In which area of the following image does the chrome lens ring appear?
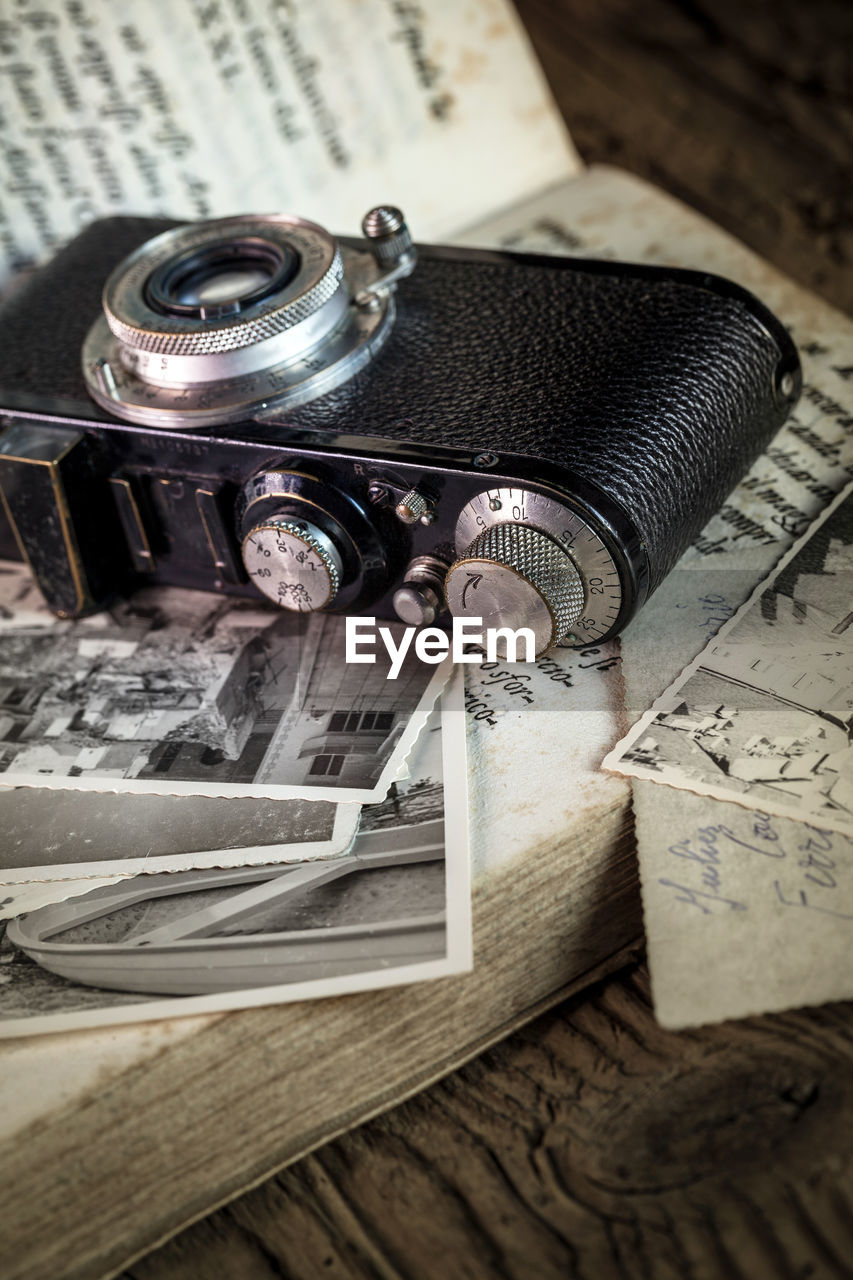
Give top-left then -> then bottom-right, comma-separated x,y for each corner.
101,215 -> 344,360
82,213 -> 403,430
82,244 -> 395,429
144,235 -> 300,320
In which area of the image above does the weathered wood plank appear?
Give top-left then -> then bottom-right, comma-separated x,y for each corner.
515,0 -> 853,312
125,968 -> 853,1280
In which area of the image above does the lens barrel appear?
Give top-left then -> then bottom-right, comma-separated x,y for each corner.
82,213 -> 398,428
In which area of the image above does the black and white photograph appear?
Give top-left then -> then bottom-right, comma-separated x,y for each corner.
0,686 -> 469,1038
606,479 -> 853,834
0,787 -> 359,882
0,563 -> 449,803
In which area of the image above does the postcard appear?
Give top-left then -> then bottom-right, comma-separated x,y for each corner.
606,479 -> 853,836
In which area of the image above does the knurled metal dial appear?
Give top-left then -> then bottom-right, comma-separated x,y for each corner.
101,217 -> 344,358
446,522 -> 585,656
362,206 -> 414,268
241,518 -> 342,612
454,487 -> 624,643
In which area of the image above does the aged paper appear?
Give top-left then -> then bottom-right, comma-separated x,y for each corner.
0,680 -> 470,1037
0,1003 -> 215,1141
461,639 -> 627,881
605,479 -> 853,836
461,166 -> 853,1024
0,564 -> 449,803
617,787 -> 853,1026
0,0 -> 579,289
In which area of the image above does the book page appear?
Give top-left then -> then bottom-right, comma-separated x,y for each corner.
458,166 -> 853,1025
0,0 -> 580,290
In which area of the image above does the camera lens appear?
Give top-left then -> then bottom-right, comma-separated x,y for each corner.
83,212 -> 401,428
145,236 -> 300,320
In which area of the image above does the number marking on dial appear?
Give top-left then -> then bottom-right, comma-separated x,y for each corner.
243,525 -> 338,611
455,488 -> 623,641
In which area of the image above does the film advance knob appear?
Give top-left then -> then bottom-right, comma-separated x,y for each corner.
241,518 -> 342,612
445,523 -> 585,656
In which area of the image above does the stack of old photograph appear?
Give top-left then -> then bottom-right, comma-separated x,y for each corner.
0,564 -> 470,1037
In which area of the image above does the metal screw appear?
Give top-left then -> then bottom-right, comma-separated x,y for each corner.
367,482 -> 388,505
489,498 -> 502,511
474,452 -> 499,468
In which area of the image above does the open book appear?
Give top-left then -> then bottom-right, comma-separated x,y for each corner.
1,3 -> 853,1274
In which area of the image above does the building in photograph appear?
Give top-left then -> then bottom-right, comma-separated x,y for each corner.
140,615 -> 436,789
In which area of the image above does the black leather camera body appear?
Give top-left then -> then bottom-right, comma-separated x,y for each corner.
0,207 -> 800,656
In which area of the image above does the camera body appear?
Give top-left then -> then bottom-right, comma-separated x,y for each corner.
0,211 -> 800,654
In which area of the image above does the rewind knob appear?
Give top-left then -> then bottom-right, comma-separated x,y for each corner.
445,523 -> 585,656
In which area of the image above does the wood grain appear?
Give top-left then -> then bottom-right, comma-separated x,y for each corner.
515,0 -> 853,314
124,969 -> 853,1280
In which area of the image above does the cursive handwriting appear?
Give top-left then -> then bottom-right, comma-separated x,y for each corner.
774,880 -> 853,922
658,878 -> 747,914
665,811 -> 852,924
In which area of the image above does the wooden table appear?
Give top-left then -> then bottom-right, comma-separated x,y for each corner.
63,2 -> 853,1275
126,969 -> 853,1280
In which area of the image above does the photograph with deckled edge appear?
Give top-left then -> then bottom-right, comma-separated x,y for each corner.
0,563 -> 449,803
605,479 -> 853,835
0,787 -> 361,883
0,683 -> 470,1037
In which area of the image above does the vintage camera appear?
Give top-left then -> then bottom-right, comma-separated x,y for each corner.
0,206 -> 800,656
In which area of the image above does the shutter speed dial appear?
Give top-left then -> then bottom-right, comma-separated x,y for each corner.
237,469 -> 389,614
446,523 -> 584,656
449,487 -> 624,653
242,518 -> 342,612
